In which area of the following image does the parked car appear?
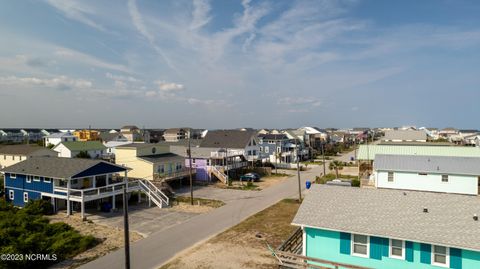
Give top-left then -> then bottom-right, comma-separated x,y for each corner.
240,172 -> 261,182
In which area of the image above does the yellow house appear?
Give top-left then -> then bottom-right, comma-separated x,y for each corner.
0,144 -> 58,169
115,143 -> 187,181
73,129 -> 100,141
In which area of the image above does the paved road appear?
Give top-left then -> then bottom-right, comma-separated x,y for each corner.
80,166 -> 326,269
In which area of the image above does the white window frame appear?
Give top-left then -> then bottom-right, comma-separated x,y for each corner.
265,147 -> 269,153
351,234 -> 370,258
389,239 -> 405,260
10,173 -> 16,179
33,176 -> 40,182
44,177 -> 52,183
26,175 -> 32,183
9,190 -> 14,200
441,175 -> 448,183
431,245 -> 449,267
388,172 -> 394,182
23,192 -> 29,203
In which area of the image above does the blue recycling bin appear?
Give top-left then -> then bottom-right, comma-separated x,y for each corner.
350,156 -> 355,161
306,181 -> 312,189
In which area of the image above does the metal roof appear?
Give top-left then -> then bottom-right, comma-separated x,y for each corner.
0,156 -> 127,179
383,130 -> 427,141
292,185 -> 480,251
374,154 -> 480,175
357,145 -> 480,160
57,141 -> 107,151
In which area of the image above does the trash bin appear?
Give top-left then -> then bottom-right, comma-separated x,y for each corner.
350,156 -> 355,161
306,181 -> 312,189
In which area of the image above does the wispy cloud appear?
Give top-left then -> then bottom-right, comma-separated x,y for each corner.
45,0 -> 106,31
55,47 -> 130,73
0,75 -> 92,91
190,0 -> 211,30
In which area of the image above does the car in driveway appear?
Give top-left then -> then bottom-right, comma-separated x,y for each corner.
240,172 -> 261,182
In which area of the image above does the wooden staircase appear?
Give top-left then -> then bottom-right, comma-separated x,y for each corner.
210,166 -> 228,184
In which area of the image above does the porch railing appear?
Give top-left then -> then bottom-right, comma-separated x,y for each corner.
54,181 -> 131,200
210,150 -> 245,158
276,251 -> 372,269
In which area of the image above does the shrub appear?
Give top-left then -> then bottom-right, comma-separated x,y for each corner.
24,200 -> 54,215
351,179 -> 360,187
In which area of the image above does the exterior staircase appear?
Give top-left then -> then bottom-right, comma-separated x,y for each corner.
137,179 -> 170,208
210,166 -> 228,184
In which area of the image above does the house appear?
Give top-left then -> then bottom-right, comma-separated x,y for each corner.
439,128 -> 458,138
0,129 -> 26,143
373,154 -> 480,195
200,129 -> 260,163
0,156 -> 169,219
120,125 -> 139,133
357,145 -> 480,162
43,132 -> 77,147
148,129 -> 166,143
258,134 -> 308,164
53,141 -> 106,158
99,132 -> 129,143
285,184 -> 480,269
103,141 -> 132,157
119,125 -> 148,142
463,134 -> 480,147
383,130 -> 427,143
41,129 -> 61,136
73,129 -> 100,141
115,143 -> 188,182
163,128 -> 188,142
0,145 -> 58,169
20,128 -> 45,142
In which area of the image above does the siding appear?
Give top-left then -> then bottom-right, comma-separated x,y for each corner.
305,228 -> 480,269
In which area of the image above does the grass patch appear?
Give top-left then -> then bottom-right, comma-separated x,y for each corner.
315,173 -> 360,186
174,196 -> 225,208
269,173 -> 291,177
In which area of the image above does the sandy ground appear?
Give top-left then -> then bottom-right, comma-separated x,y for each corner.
47,213 -> 144,269
168,201 -> 218,214
214,175 -> 290,191
161,199 -> 300,269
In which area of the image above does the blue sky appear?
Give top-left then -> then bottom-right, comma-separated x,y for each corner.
0,0 -> 479,129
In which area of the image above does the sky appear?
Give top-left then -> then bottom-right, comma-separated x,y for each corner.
0,0 -> 480,129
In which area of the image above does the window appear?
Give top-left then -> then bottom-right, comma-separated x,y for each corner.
157,165 -> 165,174
248,150 -> 252,156
10,173 -> 16,179
71,179 -> 78,185
3,155 -> 5,160
432,245 -> 449,267
388,172 -> 394,182
44,177 -> 51,183
26,175 -> 32,183
389,239 -> 405,259
253,150 -> 257,155
441,175 -> 448,183
9,190 -> 14,200
265,147 -> 269,153
351,234 -> 369,257
23,192 -> 29,203
418,173 -> 428,176
12,156 -> 14,160
33,176 -> 40,182
19,156 -> 22,160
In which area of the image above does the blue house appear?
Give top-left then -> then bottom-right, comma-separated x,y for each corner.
284,185 -> 480,269
0,157 -> 166,219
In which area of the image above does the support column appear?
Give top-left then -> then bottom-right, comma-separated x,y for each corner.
112,194 -> 116,211
81,198 -> 85,221
93,175 -> 96,188
138,191 -> 141,204
66,179 -> 71,216
148,190 -> 151,207
51,198 -> 56,213
124,171 -> 128,192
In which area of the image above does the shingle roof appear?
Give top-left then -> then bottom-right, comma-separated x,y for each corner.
292,185 -> 480,251
200,130 -> 256,149
357,145 -> 480,160
45,132 -> 75,138
0,145 -> 55,155
58,141 -> 106,151
0,156 -> 127,179
374,154 -> 480,175
138,153 -> 184,163
383,130 -> 427,141
258,134 -> 288,140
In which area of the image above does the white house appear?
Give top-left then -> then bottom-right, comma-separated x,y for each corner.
0,145 -> 58,169
104,141 -> 132,156
373,154 -> 480,195
383,130 -> 427,142
53,141 -> 107,159
44,132 -> 77,147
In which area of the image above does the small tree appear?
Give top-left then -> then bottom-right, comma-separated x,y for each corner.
329,160 -> 344,178
76,151 -> 91,159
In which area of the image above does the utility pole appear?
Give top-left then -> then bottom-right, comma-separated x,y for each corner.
188,134 -> 194,205
295,139 -> 302,201
321,141 -> 326,176
275,137 -> 278,175
123,184 -> 130,269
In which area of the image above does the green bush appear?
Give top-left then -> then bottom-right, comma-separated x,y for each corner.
23,200 -> 54,215
351,179 -> 360,187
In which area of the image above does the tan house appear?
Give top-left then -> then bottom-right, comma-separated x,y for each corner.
115,143 -> 188,181
0,144 -> 58,169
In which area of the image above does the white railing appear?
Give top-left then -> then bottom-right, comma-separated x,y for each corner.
54,181 -> 128,200
211,166 -> 228,184
210,149 -> 245,158
140,179 -> 169,205
137,180 -> 168,208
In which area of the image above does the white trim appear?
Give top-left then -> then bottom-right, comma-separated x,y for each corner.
26,175 -> 32,183
431,245 -> 450,268
302,226 -> 306,256
389,239 -> 405,260
33,176 -> 40,182
23,192 -> 29,203
44,177 -> 52,183
10,173 -> 16,179
351,234 -> 369,258
9,190 -> 14,200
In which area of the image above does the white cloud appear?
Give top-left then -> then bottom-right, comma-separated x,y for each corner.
55,47 -> 130,73
45,0 -> 106,31
154,80 -> 185,92
0,75 -> 92,91
106,72 -> 139,82
190,0 -> 211,30
277,97 -> 322,107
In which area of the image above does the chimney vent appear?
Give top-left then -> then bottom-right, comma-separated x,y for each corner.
423,207 -> 428,213
474,214 -> 478,221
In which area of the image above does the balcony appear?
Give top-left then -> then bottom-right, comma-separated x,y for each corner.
210,150 -> 245,158
52,181 -> 139,202
153,169 -> 195,181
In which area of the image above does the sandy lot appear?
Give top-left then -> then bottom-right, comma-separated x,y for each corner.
214,174 -> 291,191
160,199 -> 301,269
48,213 -> 143,269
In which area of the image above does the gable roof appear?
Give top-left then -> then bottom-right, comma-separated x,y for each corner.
383,130 -> 427,141
292,185 -> 480,252
45,132 -> 75,138
374,154 -> 480,176
258,134 -> 288,140
99,132 -> 127,142
57,141 -> 106,151
138,153 -> 184,163
200,130 -> 256,149
0,156 -> 127,179
0,145 -> 55,155
357,145 -> 480,160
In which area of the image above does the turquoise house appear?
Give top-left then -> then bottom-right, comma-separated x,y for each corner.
290,185 -> 480,269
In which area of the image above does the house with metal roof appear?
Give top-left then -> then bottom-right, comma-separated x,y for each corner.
43,132 -> 78,147
1,157 -> 169,219
0,144 -> 58,169
281,184 -> 480,269
53,141 -> 107,158
383,130 -> 427,143
357,145 -> 480,161
373,155 -> 480,195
